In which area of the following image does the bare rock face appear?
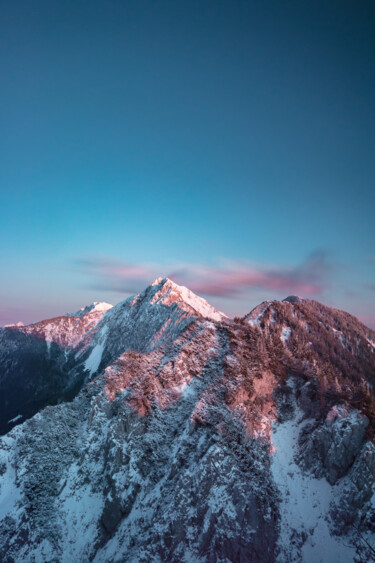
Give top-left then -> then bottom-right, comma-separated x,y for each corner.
282,295 -> 304,304
296,379 -> 321,419
298,405 -> 369,484
0,281 -> 375,562
330,441 -> 375,533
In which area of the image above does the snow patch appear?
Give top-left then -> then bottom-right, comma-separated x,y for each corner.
84,325 -> 108,375
7,414 -> 23,424
173,378 -> 196,399
84,344 -> 104,374
281,326 -> 291,343
331,327 -> 346,348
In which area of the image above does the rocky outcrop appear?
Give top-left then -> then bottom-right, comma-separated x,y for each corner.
298,404 -> 369,484
330,440 -> 375,533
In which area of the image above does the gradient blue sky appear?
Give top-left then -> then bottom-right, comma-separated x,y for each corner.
1,0 -> 374,326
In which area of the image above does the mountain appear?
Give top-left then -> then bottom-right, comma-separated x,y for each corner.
0,279 -> 374,562
0,279 -> 225,435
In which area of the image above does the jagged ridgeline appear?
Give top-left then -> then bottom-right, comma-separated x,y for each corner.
0,278 -> 374,562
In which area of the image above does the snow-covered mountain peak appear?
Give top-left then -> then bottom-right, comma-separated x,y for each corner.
67,301 -> 113,317
4,321 -> 24,327
149,277 -> 227,322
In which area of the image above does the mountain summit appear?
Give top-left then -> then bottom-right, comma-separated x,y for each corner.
149,277 -> 227,322
0,279 -> 374,562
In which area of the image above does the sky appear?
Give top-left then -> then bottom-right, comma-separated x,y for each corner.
0,0 -> 374,327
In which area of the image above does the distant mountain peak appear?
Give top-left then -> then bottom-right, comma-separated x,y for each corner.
4,321 -> 24,327
67,301 -> 113,317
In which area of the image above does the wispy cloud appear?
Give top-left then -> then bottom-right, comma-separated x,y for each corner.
73,258 -> 152,294
73,250 -> 333,299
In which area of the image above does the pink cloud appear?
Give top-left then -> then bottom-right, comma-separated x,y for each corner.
74,251 -> 332,300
